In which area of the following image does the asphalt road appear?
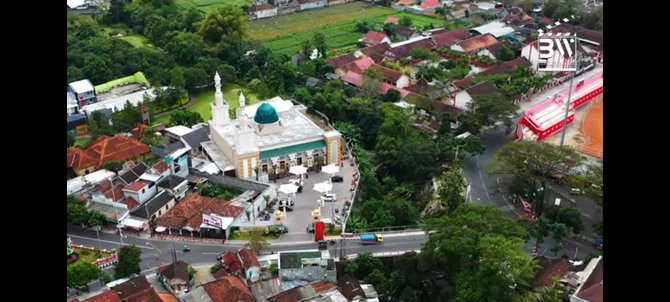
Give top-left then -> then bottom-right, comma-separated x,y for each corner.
67,225 -> 427,271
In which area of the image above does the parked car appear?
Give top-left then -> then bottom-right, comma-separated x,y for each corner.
331,175 -> 344,182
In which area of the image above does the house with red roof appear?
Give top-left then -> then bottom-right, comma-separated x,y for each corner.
450,34 -> 499,54
341,71 -> 364,87
202,276 -> 255,302
67,135 -> 152,176
248,3 -> 277,20
361,31 -> 391,47
373,65 -> 411,88
384,16 -> 399,25
452,81 -> 500,111
338,56 -> 375,75
238,248 -> 261,283
430,29 -> 471,48
571,256 -> 603,302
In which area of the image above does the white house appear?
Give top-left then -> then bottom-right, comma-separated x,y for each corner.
122,180 -> 157,204
452,81 -> 499,111
299,0 -> 326,10
248,3 -> 278,20
81,87 -> 158,118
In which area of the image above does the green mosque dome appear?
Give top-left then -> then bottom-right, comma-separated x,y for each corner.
254,103 -> 279,124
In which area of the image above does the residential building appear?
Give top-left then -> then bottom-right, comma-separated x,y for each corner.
531,257 -> 572,290
154,193 -> 244,239
390,37 -> 436,59
570,256 -> 603,302
478,56 -> 532,76
361,31 -> 391,47
81,88 -> 158,119
248,3 -> 278,20
469,21 -> 515,38
384,16 -> 399,24
395,26 -> 419,40
249,278 -> 284,301
451,33 -> 499,54
430,28 -> 471,48
118,162 -> 150,185
122,180 -> 157,204
238,248 -> 262,283
336,56 -> 375,76
373,64 -> 411,88
158,260 -> 192,295
326,53 -> 358,70
67,135 -> 152,176
206,73 -> 342,180
452,81 -> 500,111
277,250 -> 336,282
88,193 -> 130,223
158,174 -> 189,201
81,290 -> 122,302
110,275 -> 163,302
298,0 -> 326,11
266,281 -> 338,302
131,190 -> 176,222
196,276 -> 255,302
67,169 -> 116,195
153,125 -> 210,179
68,79 -> 97,108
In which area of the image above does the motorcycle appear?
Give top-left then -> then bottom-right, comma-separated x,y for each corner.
183,245 -> 191,252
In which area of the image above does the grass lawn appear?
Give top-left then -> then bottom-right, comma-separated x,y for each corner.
74,137 -> 92,148
103,24 -> 153,49
152,83 -> 259,126
69,248 -> 112,266
175,0 -> 254,12
95,72 -> 151,94
229,231 -> 280,240
248,2 -> 445,55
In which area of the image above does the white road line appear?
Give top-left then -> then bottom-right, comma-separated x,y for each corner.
479,171 -> 492,204
68,234 -> 152,249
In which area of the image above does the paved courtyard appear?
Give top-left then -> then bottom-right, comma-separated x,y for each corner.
272,161 -> 358,243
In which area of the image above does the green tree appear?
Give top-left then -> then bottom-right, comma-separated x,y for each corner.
383,23 -> 397,37
88,111 -> 114,139
67,261 -> 102,288
399,16 -> 413,27
465,93 -> 518,133
245,229 -> 270,254
82,55 -> 115,84
170,67 -> 186,88
382,89 -> 401,103
556,207 -> 585,234
520,0 -> 533,12
437,169 -> 466,215
301,39 -> 313,56
347,98 -> 383,149
409,48 -> 433,60
88,210 -> 107,227
333,121 -> 362,146
365,269 -> 392,298
112,101 -> 142,133
313,32 -> 327,58
358,67 -> 383,100
68,196 -> 91,226
115,245 -> 143,279
346,252 -> 384,280
67,132 -> 76,147
198,5 -> 247,45
183,67 -> 209,92
104,161 -> 124,173
165,32 -> 208,65
421,204 -> 534,301
438,113 -> 452,137
499,45 -> 515,61
169,110 -> 203,127
580,6 -> 603,30
355,20 -> 375,33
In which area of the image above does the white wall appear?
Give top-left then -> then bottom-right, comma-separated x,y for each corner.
450,44 -> 465,52
454,90 -> 473,111
396,75 -> 411,88
253,8 -> 277,19
521,44 -> 540,70
477,48 -> 496,60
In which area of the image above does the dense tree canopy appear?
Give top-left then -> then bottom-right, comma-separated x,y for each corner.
115,245 -> 142,279
197,5 -> 247,45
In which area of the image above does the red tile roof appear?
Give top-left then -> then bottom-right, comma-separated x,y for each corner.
395,26 -> 416,38
391,38 -> 435,58
406,77 -> 429,95
202,276 -> 255,302
359,43 -> 392,58
223,251 -> 243,274
124,181 -> 148,192
155,193 -> 245,231
67,147 -> 100,170
213,267 -> 232,279
124,197 -> 140,211
103,184 -> 125,202
152,161 -> 170,174
267,286 -> 304,302
157,293 -> 179,302
341,71 -> 364,87
420,0 -> 440,9
84,135 -> 152,168
82,290 -> 122,302
478,56 -> 532,76
363,31 -> 389,46
381,83 -> 412,98
132,124 -> 149,138
456,34 -> 498,53
327,54 -> 357,69
531,258 -> 572,288
384,16 -> 399,24
576,258 -> 603,302
310,281 -> 337,294
238,248 -> 260,269
124,287 -> 163,302
343,56 -> 375,73
431,29 -> 471,48
452,77 -> 474,90
373,64 -> 405,82
396,0 -> 414,6
465,81 -> 499,96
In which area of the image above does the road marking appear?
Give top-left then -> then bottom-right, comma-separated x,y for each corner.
67,234 -> 152,249
479,171 -> 492,204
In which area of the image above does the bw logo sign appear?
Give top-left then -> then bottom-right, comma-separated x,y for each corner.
538,33 -> 578,72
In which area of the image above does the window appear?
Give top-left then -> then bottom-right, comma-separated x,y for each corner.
149,182 -> 155,188
158,210 -> 162,216
141,188 -> 146,193
165,204 -> 169,210
297,157 -> 302,165
151,214 -> 156,221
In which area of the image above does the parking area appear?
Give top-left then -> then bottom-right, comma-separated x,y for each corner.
272,161 -> 358,242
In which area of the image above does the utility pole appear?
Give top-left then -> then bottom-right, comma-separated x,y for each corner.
94,225 -> 102,252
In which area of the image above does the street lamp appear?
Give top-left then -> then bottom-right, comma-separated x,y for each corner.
93,225 -> 102,252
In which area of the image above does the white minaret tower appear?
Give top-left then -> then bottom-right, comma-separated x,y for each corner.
211,72 -> 230,126
239,91 -> 246,108
235,92 -> 255,154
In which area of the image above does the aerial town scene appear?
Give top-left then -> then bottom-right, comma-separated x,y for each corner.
67,0 -> 603,301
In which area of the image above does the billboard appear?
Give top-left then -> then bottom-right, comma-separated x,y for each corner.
203,214 -> 223,229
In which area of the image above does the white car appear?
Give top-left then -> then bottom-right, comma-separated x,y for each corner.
322,193 -> 337,202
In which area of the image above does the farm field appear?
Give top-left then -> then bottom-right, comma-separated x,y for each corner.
248,2 -> 445,55
175,0 -> 253,12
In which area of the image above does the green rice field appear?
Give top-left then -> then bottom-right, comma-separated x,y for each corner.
175,0 -> 254,12
248,2 -> 446,55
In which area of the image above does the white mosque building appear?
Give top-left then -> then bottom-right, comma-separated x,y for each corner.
201,72 -> 343,180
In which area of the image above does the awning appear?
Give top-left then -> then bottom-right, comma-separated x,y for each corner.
155,226 -> 167,233
120,216 -> 147,230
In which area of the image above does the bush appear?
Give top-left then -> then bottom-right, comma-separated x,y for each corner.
81,250 -> 91,256
210,263 -> 223,275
